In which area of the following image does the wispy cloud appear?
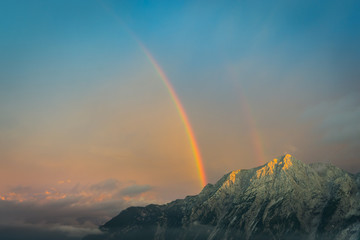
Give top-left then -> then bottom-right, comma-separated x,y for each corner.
0,179 -> 157,239
120,184 -> 152,197
304,94 -> 360,146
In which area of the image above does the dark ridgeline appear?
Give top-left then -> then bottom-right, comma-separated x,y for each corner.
84,154 -> 360,240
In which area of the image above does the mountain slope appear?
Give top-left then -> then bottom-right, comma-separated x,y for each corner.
84,154 -> 360,240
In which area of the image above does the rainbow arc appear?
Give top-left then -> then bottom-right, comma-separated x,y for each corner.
99,3 -> 208,187
139,44 -> 207,188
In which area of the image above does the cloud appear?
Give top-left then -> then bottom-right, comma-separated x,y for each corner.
8,185 -> 33,193
58,179 -> 72,184
89,179 -> 121,192
0,224 -> 101,240
299,93 -> 360,171
0,197 -> 120,227
0,179 -> 156,239
303,94 -> 360,145
119,184 -> 152,197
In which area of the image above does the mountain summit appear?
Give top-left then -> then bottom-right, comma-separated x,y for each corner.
84,154 -> 360,240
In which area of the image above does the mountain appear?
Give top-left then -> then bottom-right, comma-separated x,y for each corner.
84,154 -> 360,240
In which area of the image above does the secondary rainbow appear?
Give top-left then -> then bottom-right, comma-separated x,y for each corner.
239,92 -> 266,165
138,42 -> 208,188
232,78 -> 266,165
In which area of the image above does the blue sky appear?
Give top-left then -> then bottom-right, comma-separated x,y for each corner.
1,0 -> 360,181
0,0 -> 360,238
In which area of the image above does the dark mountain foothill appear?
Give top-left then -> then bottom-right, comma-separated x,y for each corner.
84,154 -> 360,240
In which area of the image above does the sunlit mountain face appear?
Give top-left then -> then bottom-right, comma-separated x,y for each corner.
84,155 -> 360,240
1,0 -> 360,239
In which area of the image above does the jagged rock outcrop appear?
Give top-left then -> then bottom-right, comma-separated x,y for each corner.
84,154 -> 360,240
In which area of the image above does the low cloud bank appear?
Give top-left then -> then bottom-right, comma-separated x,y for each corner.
0,179 -> 156,239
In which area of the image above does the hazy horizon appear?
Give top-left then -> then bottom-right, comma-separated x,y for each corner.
1,0 -> 359,239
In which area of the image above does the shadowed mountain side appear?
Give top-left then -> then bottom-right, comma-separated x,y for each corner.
84,154 -> 360,240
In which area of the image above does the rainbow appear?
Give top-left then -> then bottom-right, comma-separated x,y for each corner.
138,43 -> 208,188
98,3 -> 208,187
239,93 -> 266,165
231,78 -> 266,165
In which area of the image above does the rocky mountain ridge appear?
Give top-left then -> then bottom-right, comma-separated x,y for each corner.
84,154 -> 360,240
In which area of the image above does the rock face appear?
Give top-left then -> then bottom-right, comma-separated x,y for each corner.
84,154 -> 360,240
